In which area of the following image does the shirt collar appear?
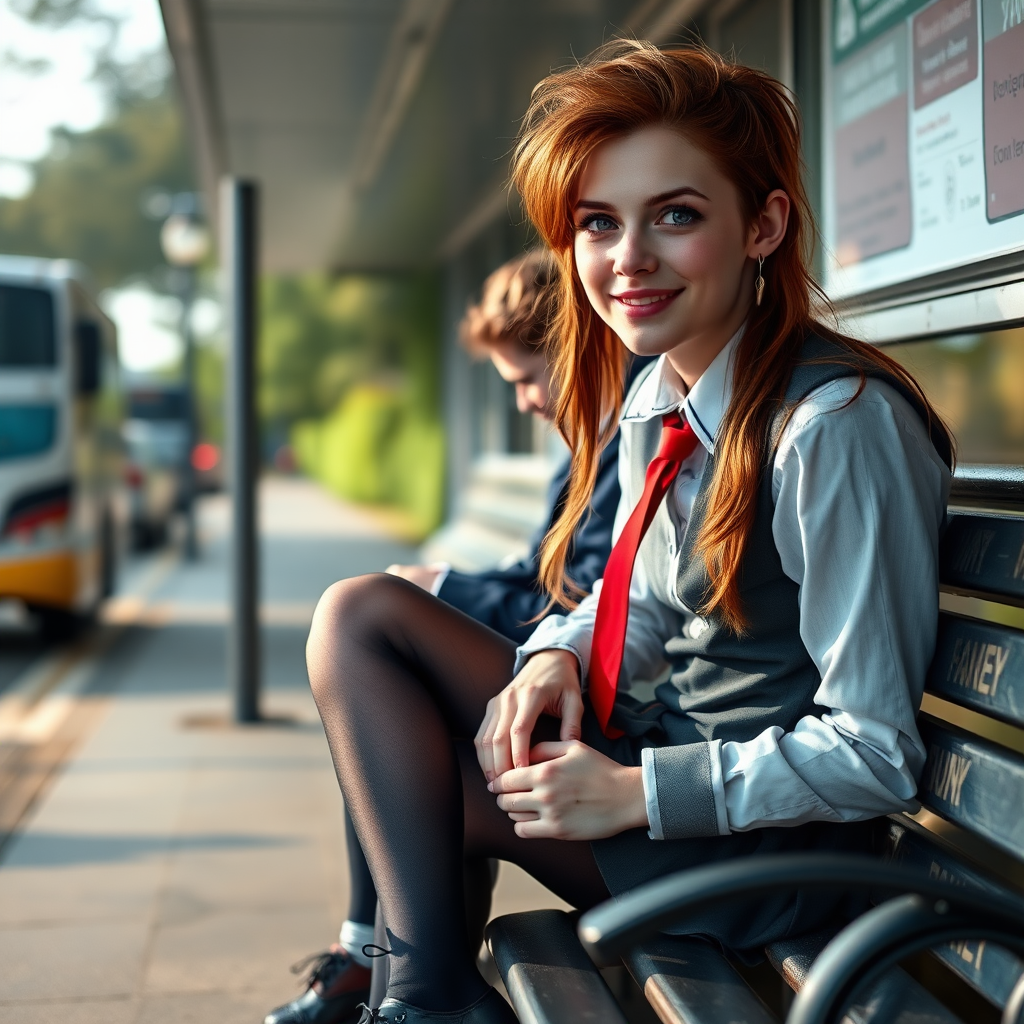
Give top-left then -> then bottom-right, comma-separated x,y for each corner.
619,325 -> 744,455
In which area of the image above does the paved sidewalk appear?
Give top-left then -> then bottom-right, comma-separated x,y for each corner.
0,479 -> 567,1024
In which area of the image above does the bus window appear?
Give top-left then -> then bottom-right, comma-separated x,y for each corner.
886,326 -> 1024,464
0,405 -> 58,461
0,285 -> 56,367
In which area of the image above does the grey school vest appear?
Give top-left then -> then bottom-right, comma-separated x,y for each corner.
590,336 -> 950,948
589,335 -> 951,947
628,334 -> 952,748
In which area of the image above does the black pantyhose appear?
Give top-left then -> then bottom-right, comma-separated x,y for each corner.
344,807 -> 377,927
307,573 -> 609,1012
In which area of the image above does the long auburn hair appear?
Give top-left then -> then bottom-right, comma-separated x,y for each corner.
513,40 -> 954,632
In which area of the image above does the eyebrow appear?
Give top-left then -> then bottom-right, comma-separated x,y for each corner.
574,185 -> 710,212
648,186 -> 709,204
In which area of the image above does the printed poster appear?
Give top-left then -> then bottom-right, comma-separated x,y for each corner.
832,22 -> 912,266
982,0 -> 1024,221
825,0 -> 1024,298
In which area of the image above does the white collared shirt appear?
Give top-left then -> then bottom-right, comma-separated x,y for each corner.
517,329 -> 951,838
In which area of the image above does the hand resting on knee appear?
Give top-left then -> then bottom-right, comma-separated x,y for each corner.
475,649 -> 647,842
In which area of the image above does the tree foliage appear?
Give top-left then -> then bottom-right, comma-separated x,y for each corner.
263,273 -> 445,534
7,0 -> 168,106
260,273 -> 440,429
0,88 -> 194,289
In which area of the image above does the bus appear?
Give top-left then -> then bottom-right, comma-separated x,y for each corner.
0,256 -> 125,637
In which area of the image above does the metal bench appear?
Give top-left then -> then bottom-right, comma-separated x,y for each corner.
486,466 -> 1024,1024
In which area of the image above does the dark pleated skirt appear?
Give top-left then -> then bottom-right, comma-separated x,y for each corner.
579,701 -> 877,958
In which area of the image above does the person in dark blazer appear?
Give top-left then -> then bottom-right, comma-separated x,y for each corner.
423,435 -> 620,644
266,249 -> 647,1024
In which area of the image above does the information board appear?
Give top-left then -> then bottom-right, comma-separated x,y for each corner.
824,0 -> 1024,299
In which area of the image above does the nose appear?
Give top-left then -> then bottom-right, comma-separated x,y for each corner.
610,224 -> 657,278
516,384 -> 543,415
515,384 -> 535,414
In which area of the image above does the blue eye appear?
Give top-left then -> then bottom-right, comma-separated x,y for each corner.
578,214 -> 617,233
662,206 -> 701,226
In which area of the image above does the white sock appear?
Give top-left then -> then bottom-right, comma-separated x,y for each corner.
339,920 -> 375,969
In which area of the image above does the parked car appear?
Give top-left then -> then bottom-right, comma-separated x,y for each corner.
123,384 -> 187,549
0,255 -> 126,638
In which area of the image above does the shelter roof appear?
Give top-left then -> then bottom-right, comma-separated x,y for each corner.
160,0 -> 705,272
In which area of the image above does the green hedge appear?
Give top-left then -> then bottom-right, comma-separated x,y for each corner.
263,272 -> 444,537
292,383 -> 444,537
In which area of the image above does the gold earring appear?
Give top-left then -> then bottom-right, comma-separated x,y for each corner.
755,255 -> 765,307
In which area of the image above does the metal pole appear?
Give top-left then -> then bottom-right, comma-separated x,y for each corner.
221,178 -> 260,723
181,265 -> 199,561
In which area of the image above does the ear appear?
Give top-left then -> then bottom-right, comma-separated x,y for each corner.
746,189 -> 790,260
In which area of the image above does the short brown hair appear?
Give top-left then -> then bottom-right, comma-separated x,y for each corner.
460,248 -> 558,354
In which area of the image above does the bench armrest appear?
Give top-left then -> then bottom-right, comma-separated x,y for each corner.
790,892 -> 1024,1024
577,853 -> 1024,963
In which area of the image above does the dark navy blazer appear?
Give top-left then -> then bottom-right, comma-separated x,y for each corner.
436,357 -> 653,645
436,436 -> 620,644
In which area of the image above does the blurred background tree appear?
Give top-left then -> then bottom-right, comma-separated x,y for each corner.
0,91 -> 193,289
0,0 -> 192,289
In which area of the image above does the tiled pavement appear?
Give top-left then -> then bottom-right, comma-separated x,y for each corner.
0,480 -> 567,1024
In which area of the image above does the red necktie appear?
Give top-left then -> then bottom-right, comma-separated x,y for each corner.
589,412 -> 699,738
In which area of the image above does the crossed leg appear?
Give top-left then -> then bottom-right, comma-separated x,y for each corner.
307,573 -> 608,1012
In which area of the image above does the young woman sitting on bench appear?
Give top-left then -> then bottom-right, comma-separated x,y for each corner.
306,40 -> 954,1024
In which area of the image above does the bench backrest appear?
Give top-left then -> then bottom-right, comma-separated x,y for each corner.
891,474 -> 1024,1007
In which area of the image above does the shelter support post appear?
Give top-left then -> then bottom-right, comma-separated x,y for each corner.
221,177 -> 260,723
180,265 -> 199,561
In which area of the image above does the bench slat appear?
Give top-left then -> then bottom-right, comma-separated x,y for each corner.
623,934 -> 778,1024
767,929 -> 963,1024
940,513 -> 1024,604
929,613 -> 1024,727
486,910 -> 627,1024
889,821 -> 1024,1007
950,465 -> 1024,508
765,928 -> 837,992
919,719 -> 1024,861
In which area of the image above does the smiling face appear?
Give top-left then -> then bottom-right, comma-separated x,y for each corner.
573,125 -> 762,387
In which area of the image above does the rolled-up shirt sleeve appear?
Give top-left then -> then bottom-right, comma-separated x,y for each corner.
696,379 -> 950,835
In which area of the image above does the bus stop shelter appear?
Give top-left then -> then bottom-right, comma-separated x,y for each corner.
0,3 -> 1021,1022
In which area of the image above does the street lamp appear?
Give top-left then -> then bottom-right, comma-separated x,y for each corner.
161,213 -> 210,267
160,195 -> 211,562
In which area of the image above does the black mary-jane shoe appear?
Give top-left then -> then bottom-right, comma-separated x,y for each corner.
356,989 -> 517,1024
